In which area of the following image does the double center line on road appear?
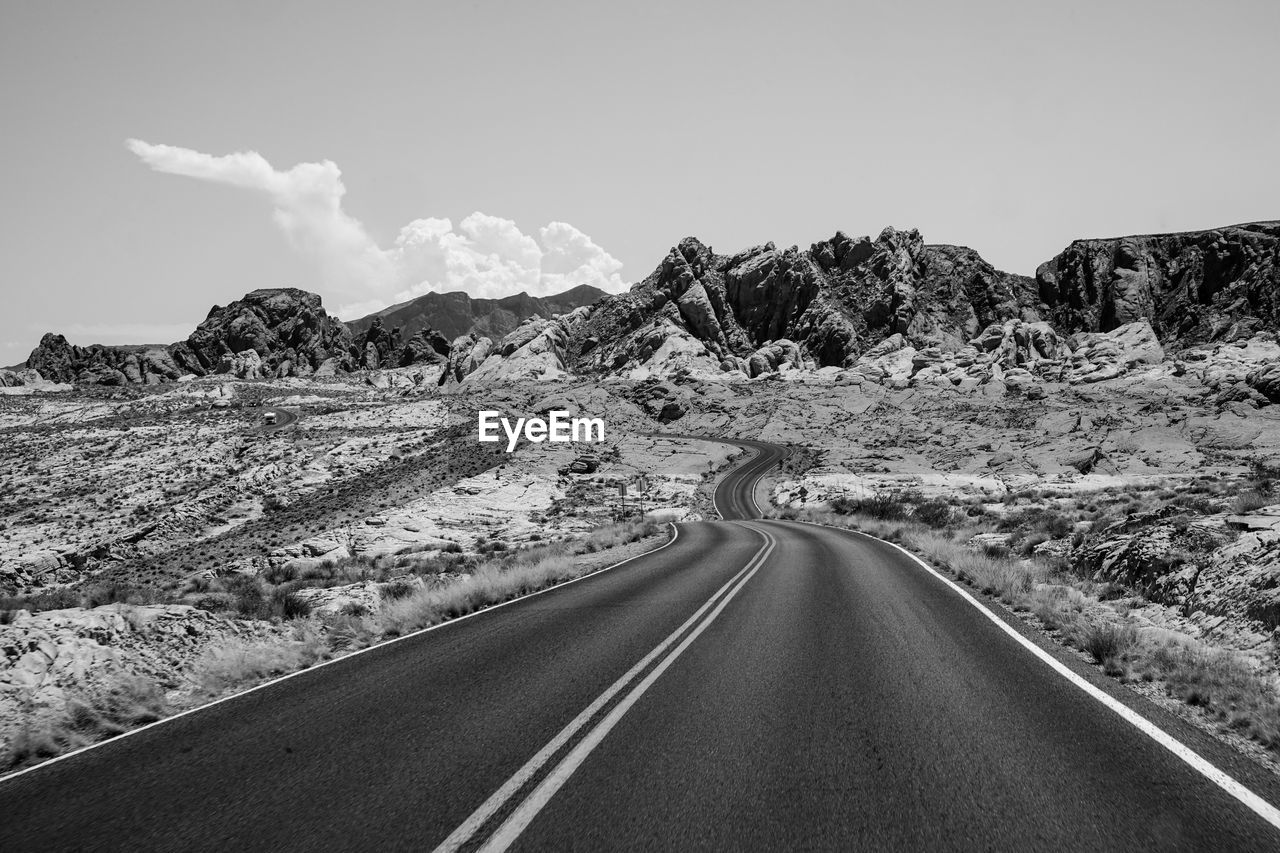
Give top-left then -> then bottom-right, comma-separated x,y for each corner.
434,522 -> 776,853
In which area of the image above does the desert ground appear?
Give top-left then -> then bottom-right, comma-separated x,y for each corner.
4,331 -> 1280,774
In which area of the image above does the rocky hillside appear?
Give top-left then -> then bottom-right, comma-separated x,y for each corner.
23,288 -> 458,384
438,221 -> 1279,386
1036,222 -> 1280,345
562,228 -> 1036,377
347,284 -> 606,342
20,221 -> 1280,388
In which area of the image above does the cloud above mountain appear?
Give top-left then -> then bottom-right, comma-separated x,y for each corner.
126,140 -> 626,318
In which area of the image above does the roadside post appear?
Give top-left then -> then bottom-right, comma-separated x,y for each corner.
618,481 -> 627,521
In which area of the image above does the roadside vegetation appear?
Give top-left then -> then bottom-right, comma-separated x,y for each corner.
772,468 -> 1280,757
1,519 -> 665,773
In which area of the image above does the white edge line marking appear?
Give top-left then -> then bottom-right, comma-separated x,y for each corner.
475,523 -> 775,853
0,523 -> 686,787
433,523 -> 774,853
790,517 -> 1280,833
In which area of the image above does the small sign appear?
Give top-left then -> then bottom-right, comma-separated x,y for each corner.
618,483 -> 627,497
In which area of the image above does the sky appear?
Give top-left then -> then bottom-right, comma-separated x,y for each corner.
2,0 -> 1278,363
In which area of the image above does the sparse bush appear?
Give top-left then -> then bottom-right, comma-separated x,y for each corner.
1080,620 -> 1138,665
191,625 -> 326,699
830,493 -> 907,520
5,673 -> 168,771
1234,491 -> 1271,514
268,587 -> 312,620
378,580 -> 417,601
912,501 -> 954,528
261,563 -> 298,585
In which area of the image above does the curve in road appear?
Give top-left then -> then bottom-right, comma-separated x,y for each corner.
4,436 -> 1280,851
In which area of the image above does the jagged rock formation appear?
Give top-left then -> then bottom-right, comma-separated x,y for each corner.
26,336 -> 184,386
170,288 -> 355,378
0,367 -> 52,388
564,228 -> 1037,379
22,221 -> 1280,389
351,318 -> 450,371
347,284 -> 606,343
439,334 -> 494,385
1036,222 -> 1280,345
25,288 -> 454,385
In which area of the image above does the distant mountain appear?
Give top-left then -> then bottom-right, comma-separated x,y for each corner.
441,220 -> 1280,384
19,284 -> 607,386
19,221 -> 1280,388
346,285 -> 607,343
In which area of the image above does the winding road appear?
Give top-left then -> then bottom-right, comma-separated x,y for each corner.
4,439 -> 1280,850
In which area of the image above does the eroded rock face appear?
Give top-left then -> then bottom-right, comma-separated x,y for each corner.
620,380 -> 690,423
351,318 -> 450,371
1036,222 -> 1280,345
562,227 -> 1037,380
26,335 -> 184,386
172,288 -> 354,379
26,289 -> 360,385
439,334 -> 494,385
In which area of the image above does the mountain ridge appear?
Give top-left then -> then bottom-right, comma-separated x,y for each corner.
9,220 -> 1278,388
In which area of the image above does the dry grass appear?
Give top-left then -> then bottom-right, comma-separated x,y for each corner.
379,554 -> 576,636
188,623 -> 326,700
5,673 -> 168,771
379,520 -> 661,636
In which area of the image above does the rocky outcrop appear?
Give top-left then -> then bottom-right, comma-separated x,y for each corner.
25,288 -> 456,386
620,380 -> 690,423
439,334 -> 494,385
26,289 -> 358,385
562,227 -> 1037,380
170,288 -> 354,379
1036,222 -> 1280,346
350,318 -> 450,371
1247,364 -> 1280,404
1068,320 -> 1164,384
0,368 -> 51,388
26,335 -> 184,386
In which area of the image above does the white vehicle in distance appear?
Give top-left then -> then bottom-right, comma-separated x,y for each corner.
262,411 -> 277,426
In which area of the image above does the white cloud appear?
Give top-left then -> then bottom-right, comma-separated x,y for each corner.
127,140 -> 627,319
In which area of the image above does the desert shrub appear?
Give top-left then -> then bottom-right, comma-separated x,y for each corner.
380,554 -> 579,637
12,588 -> 82,613
216,574 -> 266,618
322,612 -> 375,652
261,563 -> 298,585
1172,491 -> 1208,512
1080,620 -> 1137,665
80,581 -> 147,609
1140,639 -> 1280,749
912,501 -> 954,528
5,673 -> 168,771
441,542 -> 463,553
268,587 -> 312,620
378,580 -> 417,601
1234,491 -> 1271,514
831,493 -> 907,520
191,626 -> 326,699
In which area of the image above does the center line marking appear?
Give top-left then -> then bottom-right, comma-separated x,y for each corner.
432,523 -> 775,853
476,522 -> 774,853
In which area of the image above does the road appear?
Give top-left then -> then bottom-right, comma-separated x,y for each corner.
257,406 -> 298,434
4,440 -> 1280,850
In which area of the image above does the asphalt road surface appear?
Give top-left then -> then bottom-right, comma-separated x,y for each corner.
4,440 -> 1280,851
257,407 -> 298,434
